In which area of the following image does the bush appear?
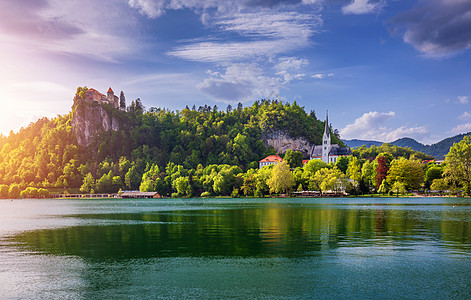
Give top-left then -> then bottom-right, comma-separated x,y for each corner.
200,191 -> 211,197
231,189 -> 240,198
254,189 -> 264,198
0,184 -> 9,198
38,188 -> 50,198
9,184 -> 21,199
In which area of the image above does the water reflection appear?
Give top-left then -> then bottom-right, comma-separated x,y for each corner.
10,203 -> 471,258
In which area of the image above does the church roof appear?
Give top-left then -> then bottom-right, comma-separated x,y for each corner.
107,87 -> 114,93
329,146 -> 352,156
310,144 -> 352,157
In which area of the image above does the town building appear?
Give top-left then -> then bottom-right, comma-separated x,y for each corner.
84,87 -> 120,109
259,155 -> 283,169
310,112 -> 352,163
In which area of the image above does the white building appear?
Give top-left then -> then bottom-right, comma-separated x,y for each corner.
259,155 -> 283,169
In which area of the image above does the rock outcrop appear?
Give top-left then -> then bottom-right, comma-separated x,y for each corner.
262,130 -> 313,155
71,98 -> 121,147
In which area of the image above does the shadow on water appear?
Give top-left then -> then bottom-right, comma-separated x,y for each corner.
8,203 -> 471,259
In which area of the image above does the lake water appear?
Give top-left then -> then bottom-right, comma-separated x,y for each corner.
0,197 -> 470,299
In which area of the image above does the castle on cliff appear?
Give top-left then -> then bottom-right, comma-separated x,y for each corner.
83,87 -> 121,109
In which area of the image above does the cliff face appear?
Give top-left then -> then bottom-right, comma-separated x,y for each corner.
262,130 -> 313,155
71,98 -> 121,147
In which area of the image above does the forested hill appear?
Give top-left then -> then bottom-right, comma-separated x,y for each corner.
344,134 -> 471,159
0,96 -> 342,190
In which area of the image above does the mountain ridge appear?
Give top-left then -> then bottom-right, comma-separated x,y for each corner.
343,133 -> 471,159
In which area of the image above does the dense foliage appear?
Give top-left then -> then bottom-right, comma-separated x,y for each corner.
1,88 -> 459,198
353,143 -> 433,161
0,96 -> 342,197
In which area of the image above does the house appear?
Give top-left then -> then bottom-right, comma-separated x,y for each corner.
259,155 -> 283,169
120,191 -> 161,199
310,112 -> 352,163
83,87 -> 120,109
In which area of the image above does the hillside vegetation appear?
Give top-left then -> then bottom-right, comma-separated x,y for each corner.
1,90 -> 447,198
0,97 -> 339,193
344,134 -> 471,159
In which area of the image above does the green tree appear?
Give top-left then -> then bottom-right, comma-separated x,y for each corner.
80,173 -> 95,193
430,178 -> 449,191
314,167 -> 346,194
9,184 -> 21,199
38,188 -> 50,198
173,177 -> 191,197
442,136 -> 471,195
0,184 -> 9,198
119,91 -> 126,109
139,164 -> 161,192
213,165 -> 242,196
391,181 -> 406,197
378,179 -> 389,194
335,156 -> 349,173
283,149 -> 303,168
267,161 -> 294,194
425,166 -> 443,183
96,170 -> 114,193
254,166 -> 272,196
346,156 -> 361,186
361,160 -> 375,191
386,157 -> 424,190
125,166 -> 141,190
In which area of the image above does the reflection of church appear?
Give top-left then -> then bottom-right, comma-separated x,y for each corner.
310,112 -> 352,163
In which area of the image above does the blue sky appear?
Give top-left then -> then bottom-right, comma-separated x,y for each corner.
0,0 -> 470,144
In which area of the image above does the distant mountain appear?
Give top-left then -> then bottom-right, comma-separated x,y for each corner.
343,132 -> 471,159
341,139 -> 382,148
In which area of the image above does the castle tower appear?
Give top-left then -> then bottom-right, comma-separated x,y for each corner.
322,111 -> 331,163
107,87 -> 120,108
107,87 -> 114,103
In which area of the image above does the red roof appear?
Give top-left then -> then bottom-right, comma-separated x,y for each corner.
259,155 -> 283,163
107,87 -> 114,93
88,88 -> 104,94
302,160 -> 310,165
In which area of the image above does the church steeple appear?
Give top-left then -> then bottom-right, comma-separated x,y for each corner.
322,111 -> 331,163
324,110 -> 330,138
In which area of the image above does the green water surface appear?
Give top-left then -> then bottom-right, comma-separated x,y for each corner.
0,198 -> 469,299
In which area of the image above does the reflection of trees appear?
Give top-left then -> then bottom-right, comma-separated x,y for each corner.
10,206 -> 471,259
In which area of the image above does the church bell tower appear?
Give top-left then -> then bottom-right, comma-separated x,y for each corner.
322,111 -> 331,163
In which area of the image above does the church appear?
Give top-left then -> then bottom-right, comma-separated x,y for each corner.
310,112 -> 352,163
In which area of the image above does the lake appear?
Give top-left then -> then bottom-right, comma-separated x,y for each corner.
0,197 -> 470,299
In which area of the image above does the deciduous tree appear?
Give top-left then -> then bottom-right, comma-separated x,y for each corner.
443,136 -> 471,195
267,161 -> 294,194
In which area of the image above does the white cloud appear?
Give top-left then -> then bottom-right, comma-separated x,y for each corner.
311,73 -> 333,79
340,111 -> 428,142
457,96 -> 469,104
197,63 -> 282,103
128,0 -> 166,18
168,11 -> 321,63
0,1 -> 140,62
342,0 -> 384,15
459,111 -> 471,121
451,123 -> 471,134
274,57 -> 309,71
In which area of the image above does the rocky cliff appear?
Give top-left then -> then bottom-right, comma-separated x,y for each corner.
262,130 -> 313,155
71,98 -> 121,147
